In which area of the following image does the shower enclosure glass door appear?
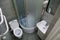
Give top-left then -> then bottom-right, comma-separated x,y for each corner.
13,0 -> 44,27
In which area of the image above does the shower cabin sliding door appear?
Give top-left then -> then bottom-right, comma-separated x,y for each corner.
13,0 -> 44,27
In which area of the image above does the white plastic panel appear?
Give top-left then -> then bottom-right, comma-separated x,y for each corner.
37,20 -> 49,34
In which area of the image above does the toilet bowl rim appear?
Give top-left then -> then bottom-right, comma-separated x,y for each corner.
13,28 -> 23,37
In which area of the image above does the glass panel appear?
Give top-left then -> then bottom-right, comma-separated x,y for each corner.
13,0 -> 44,27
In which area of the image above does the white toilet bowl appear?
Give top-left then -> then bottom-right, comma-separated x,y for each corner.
9,20 -> 23,38
13,28 -> 23,38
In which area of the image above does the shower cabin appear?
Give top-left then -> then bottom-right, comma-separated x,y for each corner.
13,0 -> 44,28
13,0 -> 45,33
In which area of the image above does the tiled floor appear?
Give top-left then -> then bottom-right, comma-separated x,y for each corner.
21,32 -> 41,40
2,30 -> 41,40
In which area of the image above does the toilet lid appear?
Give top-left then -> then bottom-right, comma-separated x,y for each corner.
13,28 -> 23,38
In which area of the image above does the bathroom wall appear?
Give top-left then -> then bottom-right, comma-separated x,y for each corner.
38,4 -> 60,40
37,0 -> 60,39
0,0 -> 17,22
47,0 -> 60,15
45,5 -> 60,40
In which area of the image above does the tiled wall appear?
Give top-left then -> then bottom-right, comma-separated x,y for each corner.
0,0 -> 17,22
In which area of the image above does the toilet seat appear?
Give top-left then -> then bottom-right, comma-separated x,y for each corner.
13,28 -> 23,38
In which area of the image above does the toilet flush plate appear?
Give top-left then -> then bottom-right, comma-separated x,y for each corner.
37,20 -> 49,34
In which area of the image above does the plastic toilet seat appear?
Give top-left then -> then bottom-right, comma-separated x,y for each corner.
13,28 -> 23,38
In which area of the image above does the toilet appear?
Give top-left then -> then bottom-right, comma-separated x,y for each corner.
9,20 -> 23,38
